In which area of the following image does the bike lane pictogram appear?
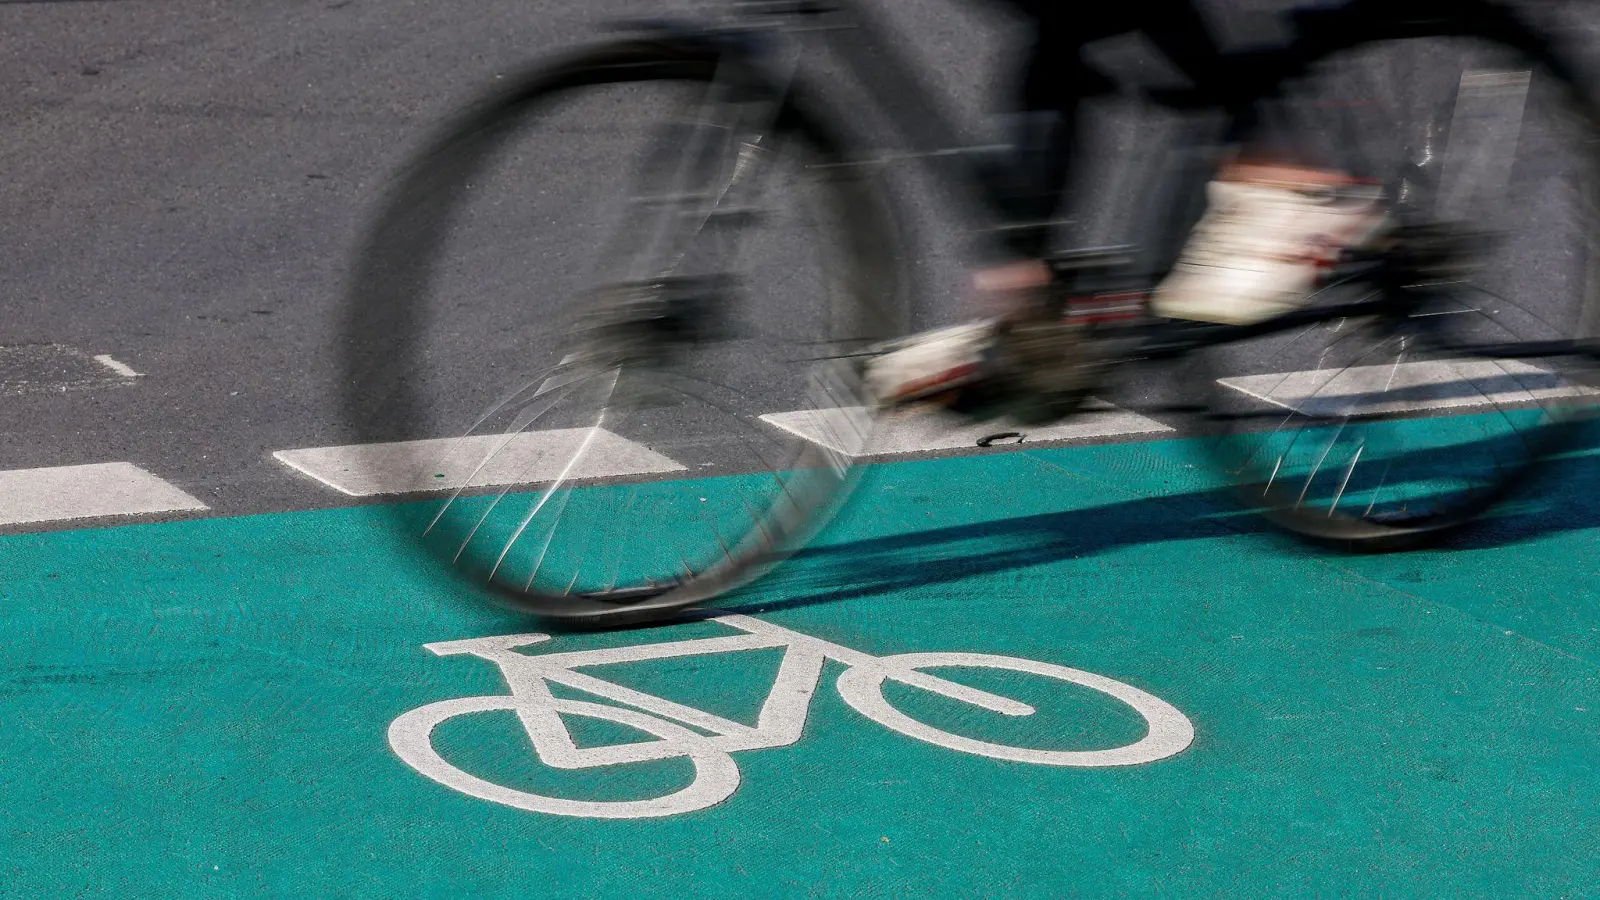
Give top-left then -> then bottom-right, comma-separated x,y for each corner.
3,432 -> 1599,897
387,613 -> 1196,819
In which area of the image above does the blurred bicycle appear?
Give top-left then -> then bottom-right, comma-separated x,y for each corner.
344,0 -> 1600,626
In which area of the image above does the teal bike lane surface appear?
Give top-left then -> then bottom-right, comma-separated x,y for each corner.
4,434 -> 1599,897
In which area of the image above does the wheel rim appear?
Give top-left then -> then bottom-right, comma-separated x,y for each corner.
343,47 -> 901,618
1202,30 -> 1600,539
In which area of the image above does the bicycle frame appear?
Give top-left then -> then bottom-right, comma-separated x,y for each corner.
420,612 -> 1037,757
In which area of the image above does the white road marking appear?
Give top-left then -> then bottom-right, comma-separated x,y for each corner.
272,429 -> 687,497
92,355 -> 141,378
760,400 -> 1172,457
1218,359 -> 1600,418
390,613 -> 1194,819
1,343 -> 133,395
0,462 -> 206,526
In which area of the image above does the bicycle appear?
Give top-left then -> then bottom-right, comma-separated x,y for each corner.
387,611 -> 1196,818
343,0 -> 1600,626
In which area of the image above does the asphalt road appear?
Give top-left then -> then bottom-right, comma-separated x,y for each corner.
5,8 -> 1600,894
4,0 -> 1599,527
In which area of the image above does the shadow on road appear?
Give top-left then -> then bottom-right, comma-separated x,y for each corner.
729,435 -> 1600,615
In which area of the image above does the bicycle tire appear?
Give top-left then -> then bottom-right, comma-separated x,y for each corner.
834,652 -> 1195,767
1194,1 -> 1600,551
342,39 -> 905,625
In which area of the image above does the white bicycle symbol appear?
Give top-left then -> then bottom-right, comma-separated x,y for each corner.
388,613 -> 1195,819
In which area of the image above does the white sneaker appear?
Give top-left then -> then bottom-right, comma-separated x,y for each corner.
861,320 -> 998,408
1152,175 -> 1391,325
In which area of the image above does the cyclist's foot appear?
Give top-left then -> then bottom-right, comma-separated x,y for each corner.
861,319 -> 999,408
860,261 -> 1050,409
1151,163 -> 1391,325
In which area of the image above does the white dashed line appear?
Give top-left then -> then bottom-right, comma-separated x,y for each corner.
0,462 -> 206,526
760,401 -> 1173,457
92,355 -> 141,378
1217,359 -> 1600,418
273,430 -> 688,497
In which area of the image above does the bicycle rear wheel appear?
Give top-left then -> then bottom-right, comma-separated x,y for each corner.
1196,3 -> 1600,550
342,41 -> 904,624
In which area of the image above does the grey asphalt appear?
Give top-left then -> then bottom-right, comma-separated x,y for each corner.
3,0 -> 1597,528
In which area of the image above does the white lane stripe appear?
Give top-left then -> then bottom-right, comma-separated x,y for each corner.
93,354 -> 141,378
761,400 -> 1172,457
0,462 -> 206,526
1218,359 -> 1600,418
273,429 -> 687,497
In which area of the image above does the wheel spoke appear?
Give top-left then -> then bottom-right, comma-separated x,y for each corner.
1203,31 -> 1597,545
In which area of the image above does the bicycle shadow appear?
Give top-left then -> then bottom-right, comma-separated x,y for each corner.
728,435 -> 1600,615
1438,441 -> 1600,550
728,483 -> 1272,614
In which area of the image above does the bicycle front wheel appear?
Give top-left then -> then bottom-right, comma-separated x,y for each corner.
342,40 -> 905,625
835,652 -> 1195,767
1196,4 -> 1600,549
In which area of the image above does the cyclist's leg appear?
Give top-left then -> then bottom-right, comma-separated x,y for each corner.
863,3 -> 1203,409
980,0 -> 1231,289
1118,1 -> 1396,325
863,5 -> 1161,410
982,2 -> 1127,256
968,5 -> 1099,317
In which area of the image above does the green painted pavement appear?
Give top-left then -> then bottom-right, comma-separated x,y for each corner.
4,432 -> 1599,897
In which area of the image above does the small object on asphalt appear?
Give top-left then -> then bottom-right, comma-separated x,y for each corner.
977,432 -> 1024,448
